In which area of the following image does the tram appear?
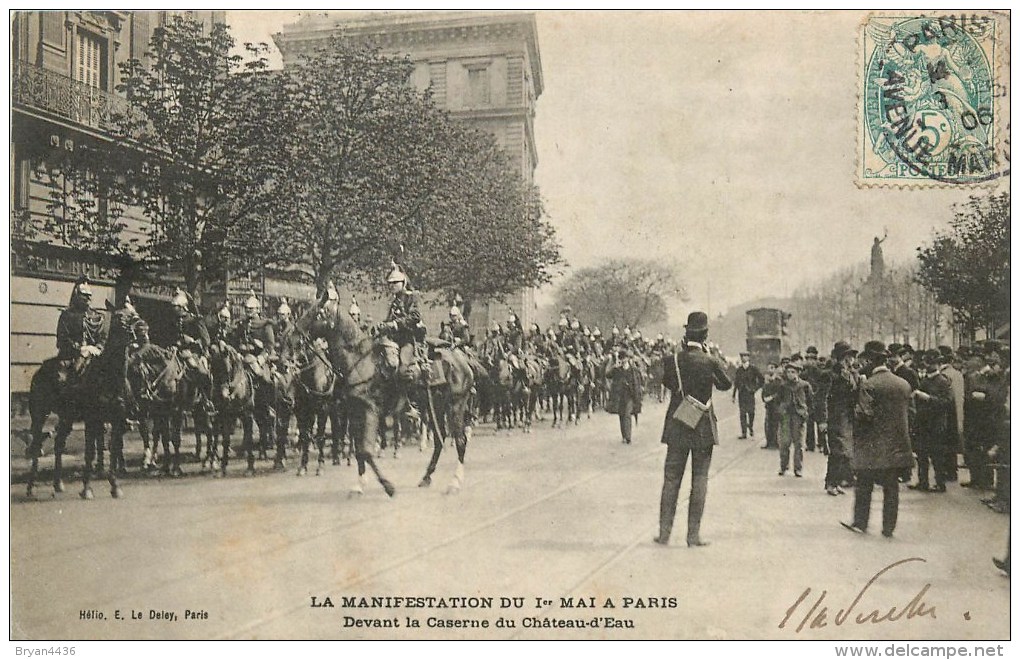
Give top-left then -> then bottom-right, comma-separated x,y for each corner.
745,307 -> 791,371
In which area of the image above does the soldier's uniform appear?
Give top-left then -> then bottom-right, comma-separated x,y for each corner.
273,299 -> 303,365
378,264 -> 424,382
207,306 -> 234,345
56,276 -> 107,382
230,293 -> 276,374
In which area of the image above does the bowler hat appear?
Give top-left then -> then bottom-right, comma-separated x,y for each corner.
938,345 -> 954,358
684,311 -> 709,332
862,340 -> 890,358
790,353 -> 803,362
805,346 -> 819,356
986,352 -> 1002,366
739,351 -> 750,358
921,349 -> 942,364
784,362 -> 802,371
887,343 -> 903,356
831,341 -> 857,360
899,343 -> 915,356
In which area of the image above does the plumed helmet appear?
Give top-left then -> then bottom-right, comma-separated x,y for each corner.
657,333 -> 664,341
558,316 -> 569,327
71,275 -> 93,303
612,325 -> 620,336
326,281 -> 339,301
507,310 -> 517,323
217,304 -> 232,320
244,291 -> 260,311
170,288 -> 189,309
386,260 -> 406,284
593,327 -> 602,337
349,295 -> 361,317
623,326 -> 632,337
449,305 -> 462,319
277,298 -> 292,316
570,319 -> 580,330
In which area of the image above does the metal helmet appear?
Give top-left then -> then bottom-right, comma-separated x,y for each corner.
277,298 -> 292,317
507,311 -> 517,324
570,319 -> 580,330
326,281 -> 339,301
593,327 -> 602,337
386,260 -> 406,284
623,326 -> 632,337
217,305 -> 232,320
170,288 -> 189,309
244,291 -> 260,311
558,316 -> 569,328
449,305 -> 462,319
612,325 -> 620,336
547,327 -> 556,338
349,295 -> 361,318
71,275 -> 93,304
634,331 -> 643,341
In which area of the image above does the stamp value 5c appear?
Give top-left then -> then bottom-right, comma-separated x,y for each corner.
858,13 -> 1009,186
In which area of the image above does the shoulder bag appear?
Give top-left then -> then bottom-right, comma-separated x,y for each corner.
672,351 -> 710,430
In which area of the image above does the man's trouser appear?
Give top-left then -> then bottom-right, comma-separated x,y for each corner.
658,436 -> 713,543
738,393 -> 755,437
964,422 -> 995,488
618,399 -> 634,443
778,414 -> 805,473
852,468 -> 900,535
824,438 -> 852,488
764,407 -> 780,448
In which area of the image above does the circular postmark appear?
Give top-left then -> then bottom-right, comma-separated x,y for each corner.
863,14 -> 1008,184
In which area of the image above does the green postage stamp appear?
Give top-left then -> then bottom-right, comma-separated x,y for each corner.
858,12 -> 1009,186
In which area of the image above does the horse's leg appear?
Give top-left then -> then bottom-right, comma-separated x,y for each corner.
242,414 -> 256,476
445,401 -> 468,494
217,415 -> 231,478
110,418 -> 127,476
296,403 -> 311,476
349,402 -> 394,497
419,419 -> 444,488
170,411 -> 184,477
26,402 -> 51,497
274,407 -> 289,470
80,420 -> 98,500
314,406 -> 328,475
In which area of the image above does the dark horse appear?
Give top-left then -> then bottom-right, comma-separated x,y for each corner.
297,299 -> 395,497
206,341 -> 264,477
25,302 -> 139,499
416,344 -> 475,493
292,337 -> 338,476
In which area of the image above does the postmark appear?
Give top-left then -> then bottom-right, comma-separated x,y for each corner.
858,13 -> 1009,186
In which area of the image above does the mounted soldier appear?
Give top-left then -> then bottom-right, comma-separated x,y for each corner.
56,275 -> 107,386
274,298 -> 303,366
376,262 -> 425,384
207,303 -> 234,345
166,288 -> 211,379
230,291 -> 275,379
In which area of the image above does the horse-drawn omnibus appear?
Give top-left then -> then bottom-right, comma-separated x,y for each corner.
745,307 -> 791,371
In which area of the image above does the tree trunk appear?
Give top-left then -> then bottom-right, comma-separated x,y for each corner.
462,298 -> 474,321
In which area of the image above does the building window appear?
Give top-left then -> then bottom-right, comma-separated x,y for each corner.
467,66 -> 490,106
75,31 -> 104,89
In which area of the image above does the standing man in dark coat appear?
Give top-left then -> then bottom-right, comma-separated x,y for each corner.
801,346 -> 831,453
654,312 -> 732,548
910,349 -> 955,493
732,352 -> 764,440
606,348 -> 643,444
963,352 -> 1007,490
842,341 -> 913,538
889,343 -> 920,483
760,362 -> 781,449
824,342 -> 859,495
776,362 -> 811,477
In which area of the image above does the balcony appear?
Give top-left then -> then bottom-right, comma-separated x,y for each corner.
12,60 -> 136,132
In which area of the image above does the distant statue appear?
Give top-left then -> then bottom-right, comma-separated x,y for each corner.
870,230 -> 887,281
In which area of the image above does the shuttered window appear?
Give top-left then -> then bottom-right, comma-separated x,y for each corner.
75,32 -> 103,89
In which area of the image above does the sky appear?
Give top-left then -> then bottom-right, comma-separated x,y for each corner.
224,10 -> 1006,319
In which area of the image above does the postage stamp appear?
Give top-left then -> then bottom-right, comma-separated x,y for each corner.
858,12 -> 1009,187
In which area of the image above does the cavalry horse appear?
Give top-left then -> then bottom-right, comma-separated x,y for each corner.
417,344 -> 475,492
296,299 -> 395,497
207,341 -> 267,477
124,322 -> 205,478
291,337 -> 339,476
24,302 -> 138,499
544,349 -> 574,427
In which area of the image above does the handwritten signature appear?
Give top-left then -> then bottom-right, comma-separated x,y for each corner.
778,557 -> 938,633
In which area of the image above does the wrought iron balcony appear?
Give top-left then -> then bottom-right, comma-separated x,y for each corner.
12,60 -> 136,132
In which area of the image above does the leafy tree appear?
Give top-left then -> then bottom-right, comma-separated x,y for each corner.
271,35 -> 563,312
114,15 -> 289,301
916,192 -> 1010,340
554,259 -> 685,331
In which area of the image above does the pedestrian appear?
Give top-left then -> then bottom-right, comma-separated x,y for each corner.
732,352 -> 764,439
938,345 -> 965,482
654,311 -> 732,548
888,343 -> 920,484
606,348 -> 643,444
760,362 -> 781,449
824,341 -> 859,496
841,341 -> 913,538
963,352 -> 1007,490
909,349 -> 955,493
801,346 -> 831,454
776,362 -> 810,477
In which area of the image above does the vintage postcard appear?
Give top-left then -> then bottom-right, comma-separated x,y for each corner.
8,9 -> 1011,651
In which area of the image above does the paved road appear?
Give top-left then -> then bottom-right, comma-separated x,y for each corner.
9,399 -> 1010,640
